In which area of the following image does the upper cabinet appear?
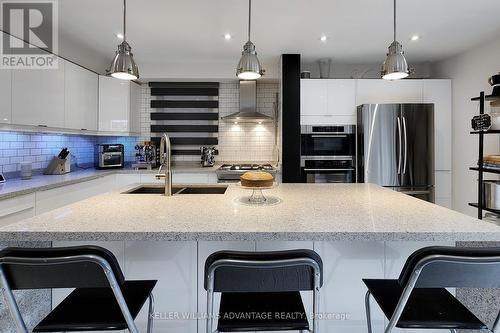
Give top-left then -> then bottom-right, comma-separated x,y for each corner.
98,76 -> 141,134
301,79 -> 328,116
129,81 -> 141,134
64,61 -> 98,131
12,54 -> 65,128
0,68 -> 12,124
301,79 -> 356,124
356,79 -> 423,105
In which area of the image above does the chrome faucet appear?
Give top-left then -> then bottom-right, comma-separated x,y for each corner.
155,133 -> 172,196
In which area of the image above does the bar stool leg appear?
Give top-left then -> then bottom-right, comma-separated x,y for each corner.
493,310 -> 500,333
0,266 -> 28,333
206,288 -> 215,333
365,290 -> 372,333
147,293 -> 155,333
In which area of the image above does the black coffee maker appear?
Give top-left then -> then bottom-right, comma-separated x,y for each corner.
489,73 -> 500,96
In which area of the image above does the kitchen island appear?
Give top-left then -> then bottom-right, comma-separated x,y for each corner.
0,183 -> 498,241
0,183 -> 499,333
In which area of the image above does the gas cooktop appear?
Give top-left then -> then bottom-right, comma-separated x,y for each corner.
216,163 -> 277,181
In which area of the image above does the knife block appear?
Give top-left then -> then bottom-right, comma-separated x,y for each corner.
44,155 -> 71,175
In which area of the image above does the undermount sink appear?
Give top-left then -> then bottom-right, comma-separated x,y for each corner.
123,185 -> 227,195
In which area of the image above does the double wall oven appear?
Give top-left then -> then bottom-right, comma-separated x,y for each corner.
300,125 -> 356,183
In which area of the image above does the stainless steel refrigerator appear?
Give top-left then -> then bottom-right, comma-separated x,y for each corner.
356,104 -> 435,202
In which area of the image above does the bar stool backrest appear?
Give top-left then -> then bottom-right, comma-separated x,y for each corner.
398,246 -> 500,289
204,249 -> 323,292
0,246 -> 125,289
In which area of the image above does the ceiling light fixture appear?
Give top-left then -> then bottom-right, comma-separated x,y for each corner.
410,35 -> 420,41
224,33 -> 232,40
236,0 -> 264,80
381,0 -> 410,80
109,0 -> 139,80
116,33 -> 124,39
320,35 -> 327,42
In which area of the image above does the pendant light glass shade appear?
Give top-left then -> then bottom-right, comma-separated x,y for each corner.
381,0 -> 409,80
110,41 -> 139,80
109,0 -> 139,80
236,0 -> 264,80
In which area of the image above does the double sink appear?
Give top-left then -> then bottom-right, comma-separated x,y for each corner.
123,184 -> 228,195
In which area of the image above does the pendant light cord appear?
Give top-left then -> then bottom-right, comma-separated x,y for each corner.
123,0 -> 127,41
247,0 -> 252,42
393,0 -> 396,42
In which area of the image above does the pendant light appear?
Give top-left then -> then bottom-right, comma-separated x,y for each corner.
109,0 -> 139,80
236,0 -> 264,80
381,0 -> 409,80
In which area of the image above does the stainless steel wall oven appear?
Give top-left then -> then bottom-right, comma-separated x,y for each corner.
300,125 -> 356,183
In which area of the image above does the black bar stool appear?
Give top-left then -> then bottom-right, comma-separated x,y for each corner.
204,249 -> 323,333
0,245 -> 157,333
363,246 -> 500,333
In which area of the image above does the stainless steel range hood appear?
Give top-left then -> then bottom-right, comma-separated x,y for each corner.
221,80 -> 274,124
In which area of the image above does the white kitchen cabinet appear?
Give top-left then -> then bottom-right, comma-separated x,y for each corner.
356,79 -> 423,105
35,175 -> 115,214
98,76 -> 130,132
301,79 -> 328,117
326,79 -> 356,121
197,241 -> 255,333
125,241 -> 197,333
0,193 -> 35,227
12,54 -> 65,127
0,68 -> 12,124
315,241 -> 385,333
129,81 -> 141,134
423,80 -> 452,171
64,61 -> 98,131
301,79 -> 356,125
99,76 -> 141,134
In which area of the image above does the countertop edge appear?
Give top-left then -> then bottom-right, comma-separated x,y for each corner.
1,231 -> 499,242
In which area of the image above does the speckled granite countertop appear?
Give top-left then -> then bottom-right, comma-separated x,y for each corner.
0,163 -> 222,200
0,183 -> 498,242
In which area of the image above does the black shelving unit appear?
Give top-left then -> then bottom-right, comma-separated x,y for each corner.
469,91 -> 500,219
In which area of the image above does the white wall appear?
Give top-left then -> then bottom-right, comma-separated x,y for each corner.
432,36 -> 500,216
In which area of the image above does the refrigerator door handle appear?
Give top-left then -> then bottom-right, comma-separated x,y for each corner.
397,117 -> 402,174
402,116 -> 408,174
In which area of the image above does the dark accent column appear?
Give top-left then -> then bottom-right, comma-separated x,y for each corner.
281,54 -> 302,183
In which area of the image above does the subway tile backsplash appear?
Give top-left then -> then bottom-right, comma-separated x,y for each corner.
0,132 -> 137,177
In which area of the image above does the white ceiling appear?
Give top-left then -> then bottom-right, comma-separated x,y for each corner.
56,0 -> 500,78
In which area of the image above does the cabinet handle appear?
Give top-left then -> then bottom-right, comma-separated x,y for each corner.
81,128 -> 87,131
37,124 -> 48,127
